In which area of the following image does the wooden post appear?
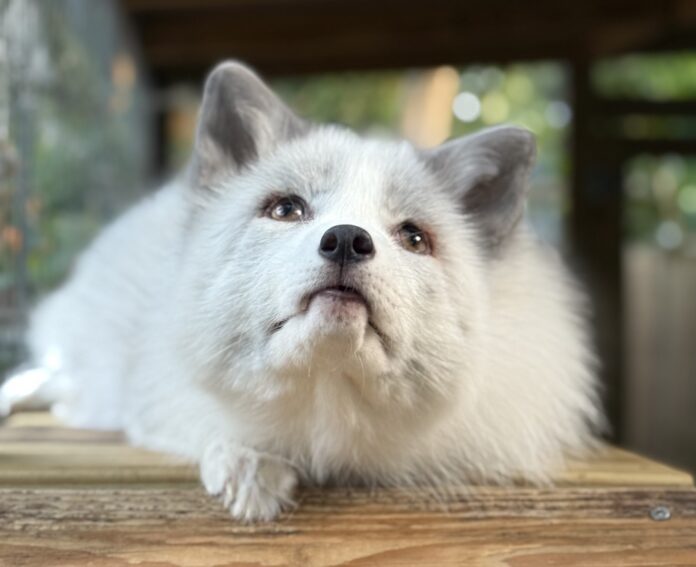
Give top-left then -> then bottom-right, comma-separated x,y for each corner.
569,60 -> 624,441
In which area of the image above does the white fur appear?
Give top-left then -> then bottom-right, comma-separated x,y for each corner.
3,85 -> 602,521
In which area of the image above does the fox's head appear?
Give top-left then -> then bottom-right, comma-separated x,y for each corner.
175,62 -> 542,471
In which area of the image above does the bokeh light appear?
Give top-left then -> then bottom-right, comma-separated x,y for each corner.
452,92 -> 481,122
545,101 -> 572,129
655,220 -> 684,250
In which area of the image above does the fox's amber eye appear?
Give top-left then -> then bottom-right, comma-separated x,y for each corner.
266,196 -> 306,222
397,222 -> 432,255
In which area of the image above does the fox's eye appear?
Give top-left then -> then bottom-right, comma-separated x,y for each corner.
397,222 -> 432,255
266,195 -> 306,222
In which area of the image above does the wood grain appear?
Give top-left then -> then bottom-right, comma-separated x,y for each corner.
1,486 -> 695,566
0,413 -> 695,566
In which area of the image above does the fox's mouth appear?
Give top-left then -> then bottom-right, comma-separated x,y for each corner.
269,283 -> 389,349
305,285 -> 368,309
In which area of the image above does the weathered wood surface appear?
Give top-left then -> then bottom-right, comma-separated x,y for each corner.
1,412 -> 692,488
1,486 -> 695,566
0,413 -> 197,486
0,413 -> 695,566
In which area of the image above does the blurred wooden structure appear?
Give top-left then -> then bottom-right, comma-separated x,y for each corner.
119,0 -> 696,441
1,412 -> 695,565
625,244 -> 696,472
122,0 -> 696,81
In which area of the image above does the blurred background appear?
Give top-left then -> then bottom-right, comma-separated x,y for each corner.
0,0 -> 694,474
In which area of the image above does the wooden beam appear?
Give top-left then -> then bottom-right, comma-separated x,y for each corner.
618,137 -> 696,156
123,0 -> 323,13
120,0 -> 696,83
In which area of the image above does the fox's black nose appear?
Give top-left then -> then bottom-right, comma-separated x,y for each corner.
319,224 -> 375,265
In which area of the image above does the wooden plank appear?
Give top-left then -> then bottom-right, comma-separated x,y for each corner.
0,443 -> 197,485
0,486 -> 695,566
0,413 -> 197,486
560,447 -> 693,487
0,414 -> 694,565
0,413 -> 692,488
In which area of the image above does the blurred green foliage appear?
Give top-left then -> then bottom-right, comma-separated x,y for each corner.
273,73 -> 404,132
624,155 -> 696,250
594,53 -> 696,100
595,53 -> 696,252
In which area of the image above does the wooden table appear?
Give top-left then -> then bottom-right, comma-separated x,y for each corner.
1,413 -> 694,566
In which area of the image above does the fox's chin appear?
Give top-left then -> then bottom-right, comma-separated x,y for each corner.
302,294 -> 369,346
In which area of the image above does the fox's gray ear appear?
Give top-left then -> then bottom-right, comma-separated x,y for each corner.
193,61 -> 308,188
423,126 -> 536,250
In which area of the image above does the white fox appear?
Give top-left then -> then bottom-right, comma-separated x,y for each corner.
1,62 -> 602,521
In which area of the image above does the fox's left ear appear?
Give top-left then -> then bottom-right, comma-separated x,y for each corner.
192,61 -> 308,188
422,126 -> 536,250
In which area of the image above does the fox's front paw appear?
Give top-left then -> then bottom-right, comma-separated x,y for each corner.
200,440 -> 297,522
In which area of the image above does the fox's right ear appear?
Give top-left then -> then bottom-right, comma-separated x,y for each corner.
191,61 -> 308,189
421,126 -> 536,251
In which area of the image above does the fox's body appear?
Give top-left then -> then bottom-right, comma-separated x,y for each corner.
2,62 -> 602,521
